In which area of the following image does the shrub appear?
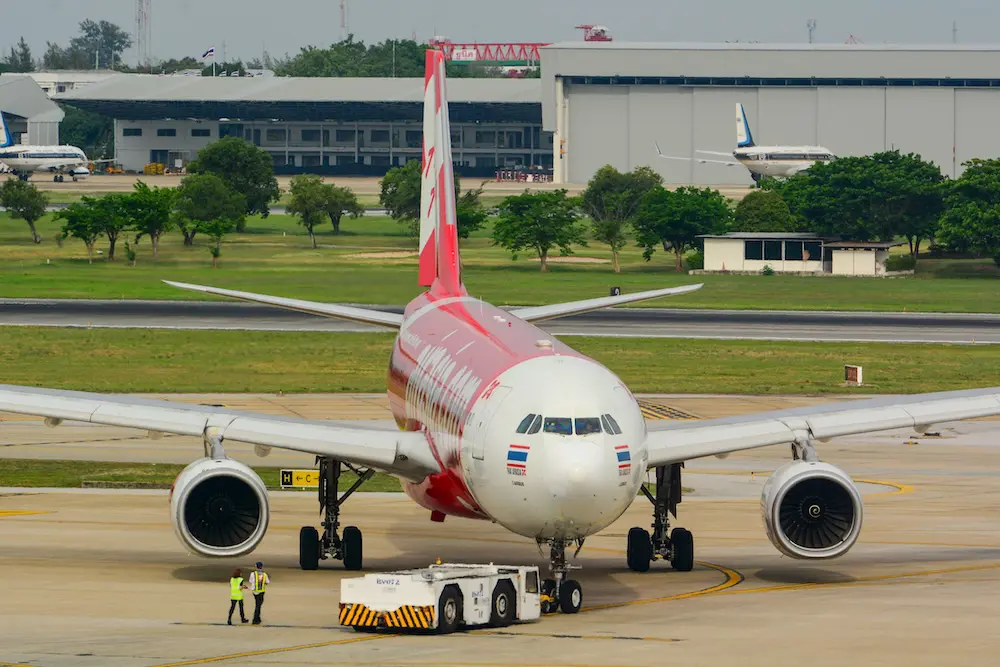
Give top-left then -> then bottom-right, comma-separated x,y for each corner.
762,264 -> 776,276
685,250 -> 704,271
994,253 -> 1000,268
885,254 -> 917,271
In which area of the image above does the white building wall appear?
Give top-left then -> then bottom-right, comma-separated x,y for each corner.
703,238 -> 745,271
831,249 -> 878,276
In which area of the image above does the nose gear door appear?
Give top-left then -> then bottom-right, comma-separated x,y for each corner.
470,386 -> 511,460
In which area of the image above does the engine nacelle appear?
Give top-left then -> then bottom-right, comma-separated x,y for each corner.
761,460 -> 863,560
169,457 -> 270,558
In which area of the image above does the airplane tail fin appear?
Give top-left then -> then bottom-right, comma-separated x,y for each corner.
0,113 -> 13,149
736,103 -> 755,148
418,49 -> 464,295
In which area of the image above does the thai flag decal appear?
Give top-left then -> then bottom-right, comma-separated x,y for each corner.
507,444 -> 529,476
616,445 -> 631,476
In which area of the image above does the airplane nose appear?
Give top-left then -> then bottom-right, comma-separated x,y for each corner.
542,438 -> 621,534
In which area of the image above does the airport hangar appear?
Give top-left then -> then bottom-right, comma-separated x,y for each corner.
0,74 -> 64,145
538,42 -> 1000,185
54,74 -> 553,176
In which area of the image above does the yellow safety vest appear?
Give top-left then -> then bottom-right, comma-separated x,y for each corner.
252,570 -> 267,594
230,577 -> 244,601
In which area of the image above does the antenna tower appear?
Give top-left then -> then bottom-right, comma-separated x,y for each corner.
807,19 -> 816,44
135,0 -> 152,65
340,0 -> 348,40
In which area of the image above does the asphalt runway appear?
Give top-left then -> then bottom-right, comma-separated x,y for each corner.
2,393 -> 1000,666
2,297 -> 1000,342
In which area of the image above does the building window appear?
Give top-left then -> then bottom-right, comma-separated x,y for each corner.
475,130 -> 496,146
764,240 -> 783,261
157,128 -> 177,137
266,129 -> 286,143
370,154 -> 390,166
269,152 -> 287,166
335,129 -> 355,143
336,154 -> 357,165
301,154 -> 321,167
404,130 -> 422,148
804,241 -> 822,261
744,240 -> 763,260
301,129 -> 321,143
785,241 -> 803,261
122,128 -> 142,137
191,128 -> 211,137
370,129 -> 390,143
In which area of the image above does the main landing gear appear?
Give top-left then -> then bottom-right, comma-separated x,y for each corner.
627,463 -> 695,573
539,538 -> 584,615
298,456 -> 374,571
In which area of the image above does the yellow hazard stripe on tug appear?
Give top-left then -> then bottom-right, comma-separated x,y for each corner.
340,604 -> 434,629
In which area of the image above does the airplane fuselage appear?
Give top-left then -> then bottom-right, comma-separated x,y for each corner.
387,288 -> 647,541
733,145 -> 835,178
0,145 -> 91,176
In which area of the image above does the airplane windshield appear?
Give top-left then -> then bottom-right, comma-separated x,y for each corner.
574,418 -> 602,435
542,417 -> 573,435
516,414 -> 536,434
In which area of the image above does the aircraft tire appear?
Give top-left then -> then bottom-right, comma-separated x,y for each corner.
298,526 -> 320,570
343,525 -> 363,571
670,528 -> 694,572
558,580 -> 583,614
626,527 -> 652,572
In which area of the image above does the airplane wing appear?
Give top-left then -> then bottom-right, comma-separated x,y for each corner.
644,387 -> 1000,467
509,284 -> 702,323
696,150 -> 738,157
653,143 -> 741,167
0,384 -> 437,480
164,281 -> 403,329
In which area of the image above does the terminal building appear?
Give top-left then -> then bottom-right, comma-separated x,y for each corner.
539,42 -> 1000,184
55,75 -> 551,176
27,42 -> 1000,184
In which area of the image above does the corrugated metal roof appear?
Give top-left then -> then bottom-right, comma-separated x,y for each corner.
699,233 -> 821,239
543,42 -> 1000,53
55,73 -> 542,104
0,75 -> 65,123
825,241 -> 905,249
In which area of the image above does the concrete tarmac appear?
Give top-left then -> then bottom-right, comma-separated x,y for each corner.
3,298 -> 1000,343
3,394 -> 1000,665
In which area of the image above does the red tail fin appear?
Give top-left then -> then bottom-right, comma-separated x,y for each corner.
418,49 -> 463,296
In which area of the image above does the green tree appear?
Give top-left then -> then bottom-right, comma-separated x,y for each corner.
124,181 -> 175,259
187,136 -> 279,221
0,179 -> 48,243
456,184 -> 488,239
42,41 -> 89,69
174,173 -> 246,264
379,160 -> 464,238
70,19 -> 132,69
58,105 -> 114,159
492,190 -> 586,272
634,186 -> 732,271
56,200 -> 102,263
90,193 -> 130,260
287,174 -> 330,248
4,37 -> 34,72
732,189 -> 797,233
937,159 -> 1000,264
324,184 -> 364,234
581,165 -> 663,273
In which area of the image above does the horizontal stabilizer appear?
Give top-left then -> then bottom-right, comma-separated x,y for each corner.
163,281 -> 403,329
510,284 -> 703,323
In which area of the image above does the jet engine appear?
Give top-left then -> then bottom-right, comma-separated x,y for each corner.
169,457 -> 270,558
760,460 -> 863,559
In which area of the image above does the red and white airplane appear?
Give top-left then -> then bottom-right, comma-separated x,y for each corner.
2,51 -> 999,615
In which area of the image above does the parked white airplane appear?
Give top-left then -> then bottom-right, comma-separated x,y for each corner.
654,102 -> 836,183
1,52 -> 998,619
0,112 -> 106,182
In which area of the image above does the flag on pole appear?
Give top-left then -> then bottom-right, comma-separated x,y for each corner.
201,47 -> 215,59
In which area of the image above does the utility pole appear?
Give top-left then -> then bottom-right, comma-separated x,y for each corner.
952,21 -> 958,44
807,19 -> 817,44
340,0 -> 348,40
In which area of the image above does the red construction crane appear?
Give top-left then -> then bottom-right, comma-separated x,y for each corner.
427,37 -> 550,64
575,25 -> 613,42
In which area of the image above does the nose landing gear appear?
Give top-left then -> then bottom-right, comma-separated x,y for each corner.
539,538 -> 583,614
627,463 -> 695,572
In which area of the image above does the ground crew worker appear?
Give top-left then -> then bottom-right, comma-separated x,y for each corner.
248,561 -> 270,625
228,568 -> 249,625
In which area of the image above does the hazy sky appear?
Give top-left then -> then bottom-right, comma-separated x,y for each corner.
4,0 -> 997,64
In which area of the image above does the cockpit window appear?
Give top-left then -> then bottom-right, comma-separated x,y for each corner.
516,414 -> 536,434
542,417 -> 573,435
602,414 -> 623,435
574,418 -> 602,435
527,414 -> 542,434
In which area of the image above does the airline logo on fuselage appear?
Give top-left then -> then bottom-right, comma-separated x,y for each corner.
406,343 -> 484,428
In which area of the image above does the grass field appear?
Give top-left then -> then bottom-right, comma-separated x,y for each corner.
1,212 -> 998,311
2,327 -> 998,394
0,458 -> 401,491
